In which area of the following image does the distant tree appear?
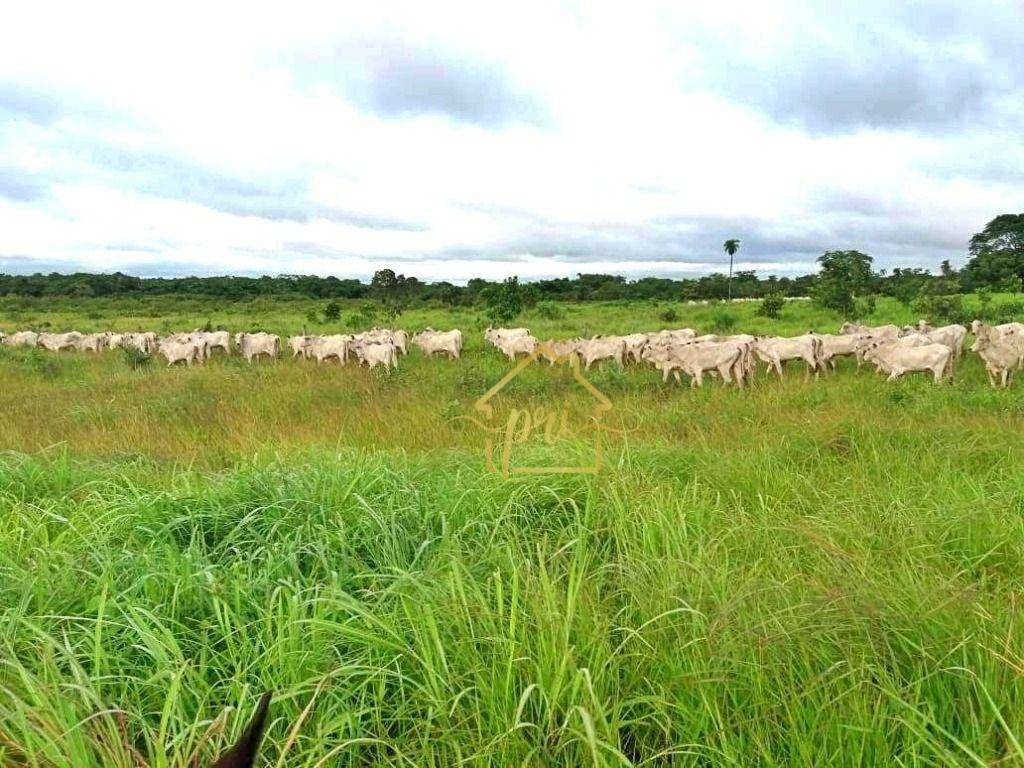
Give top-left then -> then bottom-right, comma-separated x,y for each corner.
482,276 -> 524,323
812,250 -> 874,317
962,214 -> 1024,291
757,292 -> 786,319
723,239 -> 741,300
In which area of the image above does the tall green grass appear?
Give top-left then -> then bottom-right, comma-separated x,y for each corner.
1,296 -> 1024,765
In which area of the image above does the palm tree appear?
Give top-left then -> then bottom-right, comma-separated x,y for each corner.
723,239 -> 741,300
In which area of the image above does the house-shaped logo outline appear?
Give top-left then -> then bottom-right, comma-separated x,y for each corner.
473,343 -> 613,477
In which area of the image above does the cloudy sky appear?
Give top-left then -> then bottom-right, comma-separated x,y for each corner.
1,1 -> 1022,282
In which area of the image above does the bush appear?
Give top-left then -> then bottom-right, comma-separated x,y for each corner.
711,309 -> 736,333
323,301 -> 342,322
536,301 -> 564,320
854,295 -> 876,320
23,348 -> 61,379
757,292 -> 786,319
913,293 -> 965,324
122,346 -> 151,371
482,277 -> 524,324
659,307 -> 679,323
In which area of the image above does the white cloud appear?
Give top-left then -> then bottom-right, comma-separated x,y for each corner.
0,0 -> 1022,281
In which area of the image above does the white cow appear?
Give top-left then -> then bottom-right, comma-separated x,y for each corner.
158,338 -> 200,367
353,340 -> 398,370
495,333 -> 537,360
862,342 -> 952,382
752,335 -> 822,380
642,341 -> 744,388
196,330 -> 230,357
484,327 -> 530,349
813,333 -> 863,372
76,333 -> 107,353
38,332 -> 82,352
538,339 -> 578,365
971,320 -> 1024,340
7,331 -> 39,348
312,334 -> 351,364
234,332 -> 279,363
576,336 -> 626,370
921,324 -> 967,357
288,335 -> 317,359
413,329 -> 463,359
972,331 -> 1024,388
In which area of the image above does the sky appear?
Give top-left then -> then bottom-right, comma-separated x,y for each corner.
1,0 -> 1022,283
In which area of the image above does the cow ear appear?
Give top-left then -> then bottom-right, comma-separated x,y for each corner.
211,692 -> 272,768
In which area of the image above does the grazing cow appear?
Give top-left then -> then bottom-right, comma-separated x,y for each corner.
813,333 -> 862,372
539,339 -> 578,365
642,341 -> 744,388
353,340 -> 398,370
288,334 -> 316,359
917,319 -> 934,333
972,331 -> 1024,388
922,324 -> 967,357
234,332 -> 279,363
392,329 -> 409,355
76,333 -> 107,353
495,333 -> 537,360
840,322 -> 899,340
7,331 -> 39,348
621,333 -> 652,363
121,332 -> 156,353
752,334 -> 822,380
106,333 -> 125,349
158,338 -> 200,367
311,334 -> 351,364
862,341 -> 952,382
38,332 -> 82,352
412,329 -> 463,359
576,336 -> 626,370
484,327 -> 530,349
196,330 -> 230,357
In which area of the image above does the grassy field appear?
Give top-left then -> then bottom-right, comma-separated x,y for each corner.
2,295 -> 1024,766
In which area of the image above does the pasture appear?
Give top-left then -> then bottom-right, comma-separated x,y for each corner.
2,294 -> 1024,766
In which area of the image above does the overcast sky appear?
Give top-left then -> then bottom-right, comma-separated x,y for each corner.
1,1 -> 1022,282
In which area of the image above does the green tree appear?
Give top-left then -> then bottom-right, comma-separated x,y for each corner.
757,292 -> 786,319
962,214 -> 1024,291
482,276 -> 524,323
322,301 -> 342,322
812,250 -> 874,317
723,239 -> 741,300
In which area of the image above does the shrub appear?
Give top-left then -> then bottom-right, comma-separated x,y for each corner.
536,301 -> 564,320
711,309 -> 736,332
913,293 -> 965,324
122,346 -> 151,371
23,348 -> 61,380
659,307 -> 679,323
323,301 -> 342,322
854,295 -> 876,320
757,292 -> 786,319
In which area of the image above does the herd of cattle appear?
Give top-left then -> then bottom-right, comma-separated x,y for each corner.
1,319 -> 1023,387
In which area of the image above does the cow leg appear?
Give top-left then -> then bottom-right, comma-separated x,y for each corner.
774,360 -> 784,380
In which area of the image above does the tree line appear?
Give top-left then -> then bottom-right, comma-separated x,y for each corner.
1,214 -> 1020,306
